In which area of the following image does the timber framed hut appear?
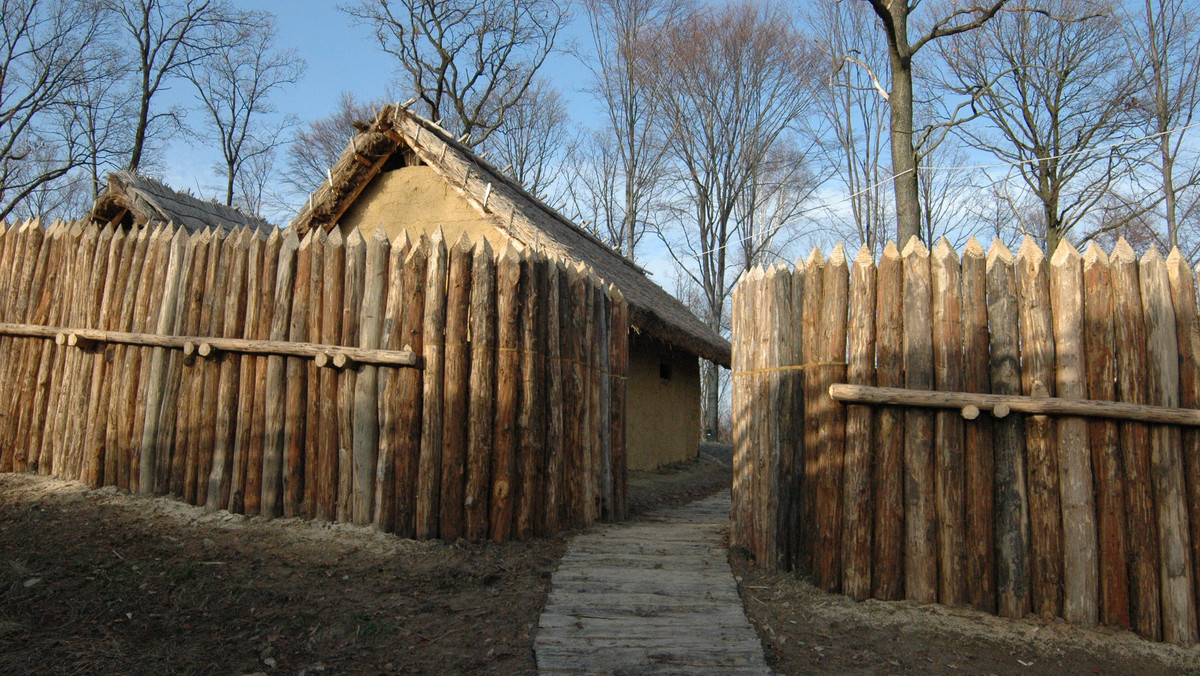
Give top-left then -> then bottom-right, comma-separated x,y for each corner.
91,169 -> 275,236
291,104 -> 731,470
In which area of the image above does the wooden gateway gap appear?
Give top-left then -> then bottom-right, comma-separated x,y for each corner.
0,218 -> 629,543
732,235 -> 1200,647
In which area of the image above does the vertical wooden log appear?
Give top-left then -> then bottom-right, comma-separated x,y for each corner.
351,228 -> 389,525
0,221 -> 36,466
1015,237 -> 1064,618
1082,242 -> 1130,628
141,229 -> 190,493
759,265 -> 790,568
9,223 -> 51,473
730,272 -> 749,552
516,249 -> 545,538
1049,239 -> 1099,627
1111,238 -> 1162,641
261,230 -> 298,518
785,260 -> 806,571
283,231 -> 312,517
4,222 -> 46,472
1139,247 -> 1198,645
901,236 -> 936,604
1169,248 -> 1200,630
393,241 -> 428,537
372,232 -> 410,535
127,225 -> 173,489
931,238 -> 967,606
597,281 -> 612,523
229,232 -> 264,513
20,223 -> 68,475
207,229 -> 249,509
541,258 -> 562,535
987,240 -> 1031,619
245,231 -> 281,515
800,248 -> 825,576
31,224 -> 73,475
45,222 -> 84,477
316,228 -> 344,520
738,269 -> 763,554
374,231 -> 410,532
439,234 -> 473,539
174,229 -> 212,496
491,243 -> 521,540
583,274 -> 599,525
338,228 -> 366,521
842,246 -> 876,600
304,229 -> 325,518
85,227 -> 133,486
814,245 -> 848,590
609,285 -> 629,522
102,226 -> 150,486
67,225 -> 112,480
415,230 -> 447,538
195,230 -> 229,503
453,238 -> 491,539
962,237 -> 996,613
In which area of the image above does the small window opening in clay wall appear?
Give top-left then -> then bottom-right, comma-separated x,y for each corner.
659,362 -> 672,382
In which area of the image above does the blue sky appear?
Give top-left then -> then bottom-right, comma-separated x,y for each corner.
163,1 -> 600,194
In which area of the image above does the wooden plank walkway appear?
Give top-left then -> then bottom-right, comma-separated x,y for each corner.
535,490 -> 771,674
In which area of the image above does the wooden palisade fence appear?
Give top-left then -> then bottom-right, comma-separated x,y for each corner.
732,235 -> 1200,646
0,219 -> 628,541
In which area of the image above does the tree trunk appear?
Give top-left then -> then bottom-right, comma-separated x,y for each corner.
889,52 -> 920,244
704,359 -> 719,442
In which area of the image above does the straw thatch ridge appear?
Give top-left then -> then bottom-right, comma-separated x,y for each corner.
289,104 -> 731,367
92,170 -> 274,236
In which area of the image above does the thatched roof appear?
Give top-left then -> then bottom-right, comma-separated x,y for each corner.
289,105 -> 731,367
92,170 -> 274,236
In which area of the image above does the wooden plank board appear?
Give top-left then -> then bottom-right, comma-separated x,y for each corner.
535,491 -> 768,674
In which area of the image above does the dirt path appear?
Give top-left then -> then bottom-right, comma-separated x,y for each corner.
535,490 -> 768,674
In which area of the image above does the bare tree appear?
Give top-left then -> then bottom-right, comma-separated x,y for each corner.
808,0 -> 893,253
103,0 -> 240,172
645,1 -> 817,439
581,0 -> 685,259
282,91 -> 386,197
0,0 -> 108,221
1119,0 -> 1200,250
862,0 -> 1011,244
186,16 -> 304,207
943,0 -> 1137,252
563,128 -> 629,248
916,136 -> 981,247
482,77 -> 570,200
343,0 -> 568,148
733,139 -> 822,271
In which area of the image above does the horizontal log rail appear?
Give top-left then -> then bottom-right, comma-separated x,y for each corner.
829,383 -> 1200,426
0,322 -> 420,368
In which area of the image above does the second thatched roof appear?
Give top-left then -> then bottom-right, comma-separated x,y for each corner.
92,170 -> 274,236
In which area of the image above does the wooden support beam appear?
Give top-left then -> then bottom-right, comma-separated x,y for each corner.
0,322 -> 419,366
830,383 -> 1200,426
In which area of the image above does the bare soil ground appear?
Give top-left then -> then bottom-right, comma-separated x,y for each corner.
7,449 -> 1195,676
0,454 -> 728,675
733,555 -> 1200,675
